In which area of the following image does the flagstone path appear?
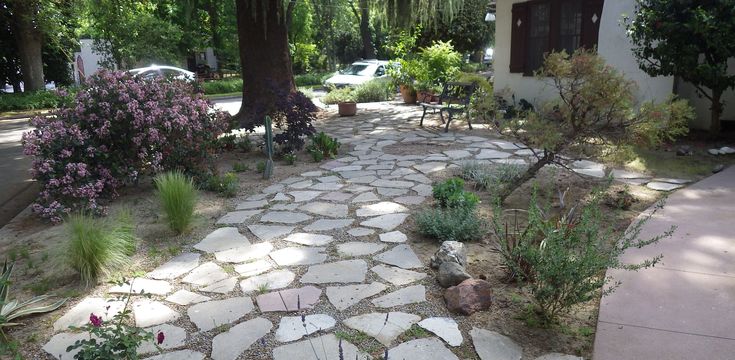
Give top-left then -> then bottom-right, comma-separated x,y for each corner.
42,103 -> 687,359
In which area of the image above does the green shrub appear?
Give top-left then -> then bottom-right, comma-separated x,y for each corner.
237,134 -> 253,152
232,162 -> 250,172
432,178 -> 479,209
456,72 -> 495,122
416,207 -> 487,242
492,191 -> 671,323
283,152 -> 297,165
256,161 -> 266,173
205,172 -> 239,197
419,41 -> 462,86
155,172 -> 198,234
306,132 -> 341,161
201,78 -> 242,95
0,89 -> 71,112
294,72 -> 331,87
66,211 -> 136,286
0,261 -> 66,340
460,162 -> 526,194
354,79 -> 394,103
322,87 -> 355,105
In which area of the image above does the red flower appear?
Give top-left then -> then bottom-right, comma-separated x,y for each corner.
157,331 -> 165,345
89,313 -> 102,327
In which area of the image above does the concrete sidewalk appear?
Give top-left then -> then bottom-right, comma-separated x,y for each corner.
593,166 -> 735,359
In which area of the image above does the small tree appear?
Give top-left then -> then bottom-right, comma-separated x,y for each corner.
626,0 -> 735,135
493,50 -> 693,203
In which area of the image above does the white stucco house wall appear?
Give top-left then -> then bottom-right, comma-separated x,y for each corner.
493,0 -> 733,130
72,39 -> 115,84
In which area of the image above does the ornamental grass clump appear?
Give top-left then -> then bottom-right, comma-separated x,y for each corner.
22,70 -> 229,222
417,178 -> 487,242
66,211 -> 136,286
154,172 -> 197,234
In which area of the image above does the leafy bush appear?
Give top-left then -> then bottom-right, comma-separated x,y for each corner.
492,191 -> 672,323
238,134 -> 253,152
269,90 -> 317,152
306,132 -> 341,162
67,279 -> 162,359
201,78 -> 242,95
283,152 -> 297,165
416,207 -> 487,242
205,172 -> 239,198
22,71 -> 228,222
155,172 -> 197,234
232,162 -> 250,172
432,178 -> 479,209
322,87 -> 355,105
456,72 -> 495,121
0,89 -> 72,112
419,41 -> 462,86
460,162 -> 526,194
294,72 -> 331,87
66,211 -> 137,286
0,261 -> 66,340
354,79 -> 394,103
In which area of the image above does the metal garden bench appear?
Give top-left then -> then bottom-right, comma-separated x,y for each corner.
418,81 -> 476,132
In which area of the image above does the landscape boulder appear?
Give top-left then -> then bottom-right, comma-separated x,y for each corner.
444,279 -> 492,315
437,262 -> 471,288
430,241 -> 467,268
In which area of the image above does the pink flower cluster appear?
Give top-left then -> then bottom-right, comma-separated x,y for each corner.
22,70 -> 229,222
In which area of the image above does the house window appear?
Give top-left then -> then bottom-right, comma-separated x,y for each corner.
510,0 -> 604,75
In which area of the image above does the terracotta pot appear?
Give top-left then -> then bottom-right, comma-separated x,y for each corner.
338,101 -> 357,116
399,84 -> 417,104
417,90 -> 433,103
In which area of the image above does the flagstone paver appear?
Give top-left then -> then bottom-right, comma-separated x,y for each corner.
216,209 -> 262,224
272,333 -> 369,360
371,264 -> 428,285
275,314 -> 336,342
236,199 -> 268,210
187,297 -> 255,332
270,247 -> 327,266
165,290 -> 210,306
248,224 -> 295,241
211,317 -> 272,360
337,241 -> 386,257
326,282 -> 387,310
182,262 -> 229,286
371,285 -> 427,307
303,218 -> 354,231
199,277 -> 238,294
343,312 -> 421,346
213,242 -> 273,263
43,332 -> 94,359
132,300 -> 180,327
108,278 -> 172,295
375,244 -> 423,269
419,317 -> 463,346
289,190 -> 323,202
240,270 -> 296,293
261,211 -> 312,224
379,230 -> 407,243
148,252 -> 200,280
194,227 -> 249,253
283,232 -> 334,246
256,286 -> 322,312
300,260 -> 368,284
299,201 -> 349,217
138,324 -> 186,354
360,213 -> 409,231
233,259 -> 273,277
355,201 -> 408,217
53,297 -> 125,331
388,338 -> 460,360
471,328 -> 523,360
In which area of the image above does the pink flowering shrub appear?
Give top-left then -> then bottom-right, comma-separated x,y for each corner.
22,70 -> 229,222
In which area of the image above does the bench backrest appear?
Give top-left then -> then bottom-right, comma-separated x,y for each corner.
439,81 -> 476,107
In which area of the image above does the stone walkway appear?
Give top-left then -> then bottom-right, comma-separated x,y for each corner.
593,165 -> 735,360
41,103 -> 685,360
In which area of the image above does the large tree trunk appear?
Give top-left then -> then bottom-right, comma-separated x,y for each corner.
10,0 -> 44,92
235,0 -> 296,128
710,88 -> 723,135
358,0 -> 375,59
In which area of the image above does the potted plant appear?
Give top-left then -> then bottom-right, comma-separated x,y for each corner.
415,81 -> 435,103
387,60 -> 418,104
338,99 -> 357,116
324,87 -> 358,116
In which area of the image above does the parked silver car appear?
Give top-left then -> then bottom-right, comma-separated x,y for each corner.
324,60 -> 389,88
128,65 -> 195,82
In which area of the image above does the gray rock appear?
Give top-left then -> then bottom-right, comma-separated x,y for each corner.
713,164 -> 726,174
138,324 -> 186,354
371,264 -> 427,286
165,290 -> 210,306
182,262 -> 228,286
272,333 -> 369,360
270,247 -> 327,266
574,168 -> 606,178
356,202 -> 409,217
303,218 -> 354,231
273,192 -> 290,201
326,282 -> 387,311
275,314 -> 336,342
108,278 -> 172,295
375,244 -> 423,269
337,242 -> 386,257
438,262 -> 472,288
388,338 -> 459,360
379,230 -> 407,243
289,190 -> 323,202
216,210 -> 263,224
148,253 -> 200,280
142,350 -> 205,360
430,241 -> 467,268
261,211 -> 312,224
300,260 -> 367,284
352,191 -> 380,203
299,202 -> 349,217
53,297 -> 124,331
646,181 -> 684,191
187,297 -> 255,332
236,200 -> 268,210
535,354 -> 584,360
256,286 -> 322,312
371,285 -> 426,307
471,328 -> 522,360
418,317 -> 463,347
233,259 -> 273,277
248,224 -> 295,241
214,242 -> 273,263
346,227 -> 375,236
240,270 -> 296,293
284,233 -> 334,246
132,300 -> 180,327
43,332 -> 95,359
211,317 -> 272,360
199,277 -> 238,294
343,312 -> 421,346
360,213 -> 409,231
194,227 -> 249,253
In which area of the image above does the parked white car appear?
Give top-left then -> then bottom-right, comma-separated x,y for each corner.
324,60 -> 389,88
127,65 -> 195,82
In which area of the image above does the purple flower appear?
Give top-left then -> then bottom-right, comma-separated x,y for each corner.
89,313 -> 102,327
157,331 -> 165,344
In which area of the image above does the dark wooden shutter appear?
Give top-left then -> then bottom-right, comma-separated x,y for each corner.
510,2 -> 529,73
581,0 -> 603,49
549,1 -> 561,52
